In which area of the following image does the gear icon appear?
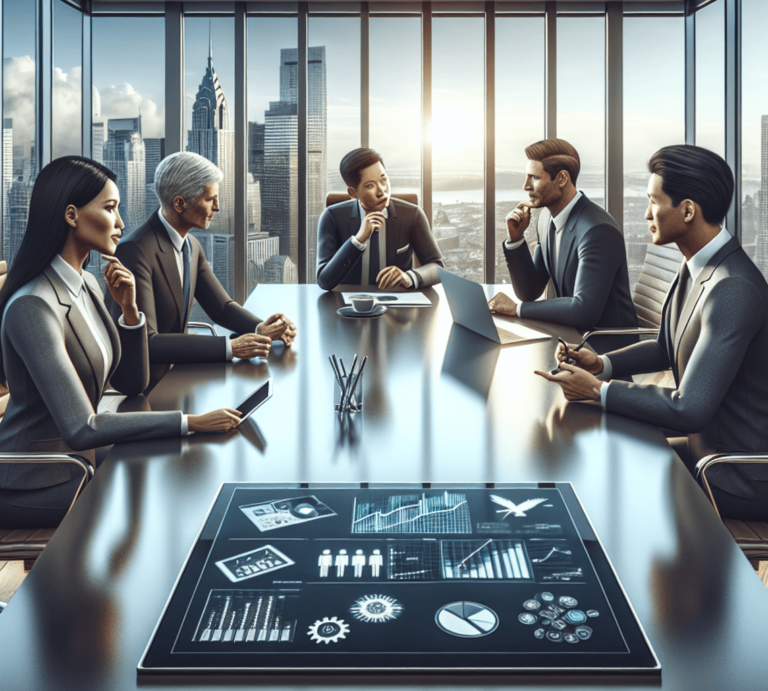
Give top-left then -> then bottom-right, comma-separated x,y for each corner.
350,594 -> 403,623
307,617 -> 350,644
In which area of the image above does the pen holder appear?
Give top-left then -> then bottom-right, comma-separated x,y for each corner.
334,372 -> 363,413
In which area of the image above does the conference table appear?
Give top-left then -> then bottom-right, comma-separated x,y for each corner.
0,283 -> 767,690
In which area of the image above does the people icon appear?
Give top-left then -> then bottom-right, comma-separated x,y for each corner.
318,549 -> 332,578
335,549 -> 349,577
352,549 -> 366,577
369,548 -> 383,577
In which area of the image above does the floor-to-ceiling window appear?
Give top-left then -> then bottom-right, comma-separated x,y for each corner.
557,13 -> 606,209
184,14 -> 235,309
432,13 -> 485,283
369,14 -> 422,207
2,0 -> 37,266
247,14 -> 298,286
494,12 -> 545,283
623,13 -> 685,291
92,12 -> 164,286
695,0 -> 725,157
308,13 -> 359,283
741,0 -> 768,280
52,0 -> 82,160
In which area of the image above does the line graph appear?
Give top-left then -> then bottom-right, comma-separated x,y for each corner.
352,492 -> 472,534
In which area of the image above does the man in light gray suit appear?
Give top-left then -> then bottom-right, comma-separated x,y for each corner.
537,145 -> 768,520
489,139 -> 637,352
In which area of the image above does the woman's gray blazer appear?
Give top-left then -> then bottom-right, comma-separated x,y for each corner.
0,266 -> 182,491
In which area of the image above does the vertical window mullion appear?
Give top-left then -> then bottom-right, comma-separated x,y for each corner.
298,2 -> 308,284
484,2 -> 494,283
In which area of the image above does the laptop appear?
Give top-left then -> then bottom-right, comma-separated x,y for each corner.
438,268 -> 550,346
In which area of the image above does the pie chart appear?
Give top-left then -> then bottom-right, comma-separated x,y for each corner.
435,601 -> 499,638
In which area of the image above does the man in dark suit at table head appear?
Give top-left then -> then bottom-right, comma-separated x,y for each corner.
316,147 -> 445,291
537,144 -> 768,521
108,151 -> 297,391
488,139 -> 637,352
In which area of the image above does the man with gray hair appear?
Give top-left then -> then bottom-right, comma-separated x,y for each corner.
109,151 -> 296,391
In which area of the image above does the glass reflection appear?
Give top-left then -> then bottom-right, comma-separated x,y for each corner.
557,16 -> 606,209
2,0 -> 37,266
433,16 -> 485,283
740,0 -> 768,280
495,16 -> 545,283
623,16 -> 684,292
695,0 -> 725,157
247,16 -> 299,286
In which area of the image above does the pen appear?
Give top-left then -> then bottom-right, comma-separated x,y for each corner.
345,355 -> 367,412
341,354 -> 359,412
329,356 -> 344,392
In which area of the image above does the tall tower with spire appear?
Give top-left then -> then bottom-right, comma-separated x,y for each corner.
187,25 -> 235,266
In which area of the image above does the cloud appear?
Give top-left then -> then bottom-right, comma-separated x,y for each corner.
94,81 -> 164,141
2,55 -> 165,163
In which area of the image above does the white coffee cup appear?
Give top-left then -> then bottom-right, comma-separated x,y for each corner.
350,294 -> 377,313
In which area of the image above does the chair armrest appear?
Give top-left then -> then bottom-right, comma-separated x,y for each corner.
187,321 -> 216,336
0,453 -> 94,517
694,453 -> 768,520
583,327 -> 660,339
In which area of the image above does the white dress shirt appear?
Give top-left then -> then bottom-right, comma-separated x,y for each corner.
504,191 -> 583,317
50,254 -> 144,389
158,210 -> 234,361
598,226 -> 732,406
350,202 -> 421,289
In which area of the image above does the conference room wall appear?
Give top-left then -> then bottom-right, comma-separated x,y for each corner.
1,1 -> 764,298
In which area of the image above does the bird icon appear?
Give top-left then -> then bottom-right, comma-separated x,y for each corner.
490,495 -> 547,519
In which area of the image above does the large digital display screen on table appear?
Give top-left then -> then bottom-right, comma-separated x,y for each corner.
138,484 -> 660,676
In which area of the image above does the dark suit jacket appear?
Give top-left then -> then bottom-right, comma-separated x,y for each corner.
316,197 -> 445,291
605,238 -> 768,491
502,194 -> 637,351
0,267 -> 182,490
109,210 -> 262,390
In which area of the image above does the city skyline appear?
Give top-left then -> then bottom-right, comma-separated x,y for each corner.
1,5 -> 767,289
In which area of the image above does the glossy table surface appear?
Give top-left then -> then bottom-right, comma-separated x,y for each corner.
1,284 -> 767,690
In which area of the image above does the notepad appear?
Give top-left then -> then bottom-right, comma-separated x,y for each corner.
341,291 -> 433,307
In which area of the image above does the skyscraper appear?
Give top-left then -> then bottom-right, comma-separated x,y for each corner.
261,46 -> 326,282
759,115 -> 768,276
2,119 -> 13,260
144,137 -> 165,213
91,122 -> 105,164
104,116 -> 146,231
187,29 -> 235,292
248,122 -> 264,182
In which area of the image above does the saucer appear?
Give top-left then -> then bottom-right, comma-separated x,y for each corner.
337,305 -> 388,319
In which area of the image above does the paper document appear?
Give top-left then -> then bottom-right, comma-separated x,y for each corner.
492,318 -> 552,344
341,291 -> 433,307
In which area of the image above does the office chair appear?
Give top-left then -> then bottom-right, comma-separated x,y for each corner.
694,453 -> 768,570
581,243 -> 684,386
0,454 -> 94,569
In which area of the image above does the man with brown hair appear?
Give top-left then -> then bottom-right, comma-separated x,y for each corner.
489,139 -> 637,351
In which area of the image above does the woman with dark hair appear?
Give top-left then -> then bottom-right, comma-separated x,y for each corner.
0,156 -> 241,527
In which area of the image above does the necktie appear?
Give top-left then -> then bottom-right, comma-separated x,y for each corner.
181,239 -> 191,327
368,229 -> 380,286
670,263 -> 689,343
547,219 -> 558,294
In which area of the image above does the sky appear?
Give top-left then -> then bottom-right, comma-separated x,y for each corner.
2,0 -> 767,192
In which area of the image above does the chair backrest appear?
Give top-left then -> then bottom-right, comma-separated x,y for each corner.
325,192 -> 419,208
632,243 -> 684,328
